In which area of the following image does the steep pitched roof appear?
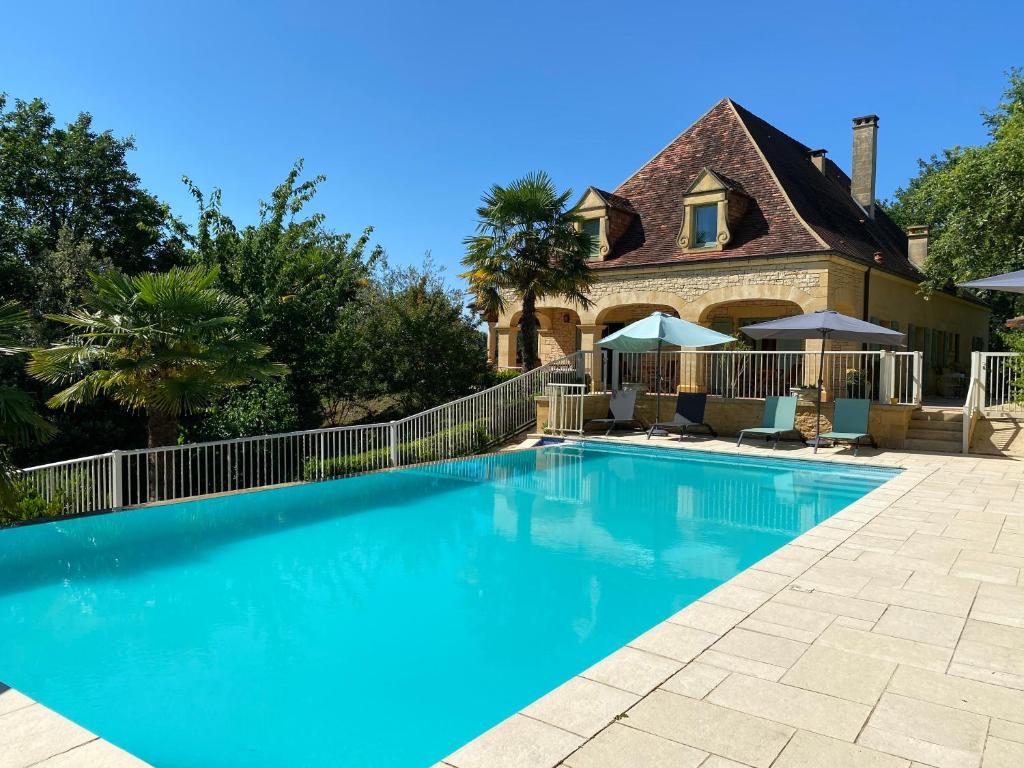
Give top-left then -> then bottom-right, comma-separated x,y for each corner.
597,98 -> 922,281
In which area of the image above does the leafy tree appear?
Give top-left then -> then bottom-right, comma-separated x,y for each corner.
27,267 -> 286,447
462,171 -> 594,370
181,162 -> 379,425
0,94 -> 182,464
884,70 -> 1024,334
363,259 -> 490,416
186,380 -> 300,441
0,95 -> 182,313
0,301 -> 53,506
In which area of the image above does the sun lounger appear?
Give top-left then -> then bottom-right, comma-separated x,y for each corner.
585,389 -> 644,436
647,393 -> 717,439
736,396 -> 806,449
819,398 -> 876,455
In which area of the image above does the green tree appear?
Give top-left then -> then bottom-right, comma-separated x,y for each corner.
884,70 -> 1024,334
462,172 -> 594,371
0,301 -> 53,505
27,267 -> 286,447
0,95 -> 181,313
364,259 -> 490,416
0,94 -> 182,464
182,162 -> 379,425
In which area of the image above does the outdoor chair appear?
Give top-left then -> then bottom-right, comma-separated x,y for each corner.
819,398 -> 876,455
585,389 -> 644,436
736,396 -> 806,449
647,393 -> 717,439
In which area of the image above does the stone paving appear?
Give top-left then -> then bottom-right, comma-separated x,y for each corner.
440,437 -> 1024,768
0,685 -> 148,767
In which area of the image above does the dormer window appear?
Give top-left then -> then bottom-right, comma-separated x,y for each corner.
677,167 -> 750,254
574,187 -> 636,262
692,204 -> 718,248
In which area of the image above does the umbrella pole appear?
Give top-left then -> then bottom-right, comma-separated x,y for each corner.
815,331 -> 826,453
656,339 -> 663,426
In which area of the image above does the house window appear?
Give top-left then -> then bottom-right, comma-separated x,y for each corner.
582,218 -> 601,258
692,204 -> 718,247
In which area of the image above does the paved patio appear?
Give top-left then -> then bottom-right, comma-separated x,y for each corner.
440,436 -> 1024,768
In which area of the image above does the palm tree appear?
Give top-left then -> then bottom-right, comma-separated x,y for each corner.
0,301 -> 54,505
462,172 -> 594,371
28,266 -> 287,448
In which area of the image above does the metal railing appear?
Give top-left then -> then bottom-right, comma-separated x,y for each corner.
975,351 -> 1024,414
603,350 -> 922,405
545,383 -> 586,434
17,352 -> 589,515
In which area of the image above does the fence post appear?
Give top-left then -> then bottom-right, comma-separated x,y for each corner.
976,351 -> 987,408
389,421 -> 399,467
913,351 -> 924,404
878,351 -> 893,404
110,450 -> 123,509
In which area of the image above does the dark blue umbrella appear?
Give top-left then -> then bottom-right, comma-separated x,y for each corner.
741,311 -> 905,451
958,269 -> 1024,294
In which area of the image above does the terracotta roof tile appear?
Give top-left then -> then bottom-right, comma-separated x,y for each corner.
593,98 -> 922,282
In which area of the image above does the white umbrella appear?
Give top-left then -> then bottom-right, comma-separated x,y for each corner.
598,312 -> 735,426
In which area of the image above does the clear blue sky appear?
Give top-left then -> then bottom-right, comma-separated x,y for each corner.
3,1 -> 1022,289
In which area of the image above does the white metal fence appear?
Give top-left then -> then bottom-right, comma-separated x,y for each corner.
605,350 -> 922,405
963,351 -> 1023,454
17,352 -> 589,515
545,383 -> 586,434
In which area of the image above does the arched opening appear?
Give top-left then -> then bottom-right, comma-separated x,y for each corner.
595,303 -> 680,392
504,308 -> 581,367
695,299 -> 810,398
699,299 -> 805,350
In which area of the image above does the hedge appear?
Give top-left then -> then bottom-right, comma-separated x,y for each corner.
303,420 -> 492,480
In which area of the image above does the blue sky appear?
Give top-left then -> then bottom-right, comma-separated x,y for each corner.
3,1 -> 1022,289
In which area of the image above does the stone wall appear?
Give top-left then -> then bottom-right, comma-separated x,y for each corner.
537,393 -> 917,449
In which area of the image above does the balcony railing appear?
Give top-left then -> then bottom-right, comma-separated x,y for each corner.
601,349 -> 922,405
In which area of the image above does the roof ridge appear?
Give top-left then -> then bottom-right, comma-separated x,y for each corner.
725,100 -> 830,250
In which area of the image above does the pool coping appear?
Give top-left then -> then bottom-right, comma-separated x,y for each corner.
438,435 -> 1024,768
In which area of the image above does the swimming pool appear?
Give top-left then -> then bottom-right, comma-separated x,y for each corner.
0,442 -> 897,766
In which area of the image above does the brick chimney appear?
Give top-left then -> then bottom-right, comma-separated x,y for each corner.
851,115 -> 879,218
809,148 -> 828,174
907,224 -> 929,271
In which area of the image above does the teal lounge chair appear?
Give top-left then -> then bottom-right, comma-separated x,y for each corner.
736,396 -> 804,449
820,398 -> 876,455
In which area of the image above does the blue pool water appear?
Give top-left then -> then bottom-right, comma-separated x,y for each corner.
0,443 -> 896,767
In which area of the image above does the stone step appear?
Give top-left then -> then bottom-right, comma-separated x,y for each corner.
911,409 -> 964,423
906,419 -> 962,433
904,437 -> 963,453
906,428 -> 960,442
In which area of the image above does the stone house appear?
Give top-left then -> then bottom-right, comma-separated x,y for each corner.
486,98 -> 989,394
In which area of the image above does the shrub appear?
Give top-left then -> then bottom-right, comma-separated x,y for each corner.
0,472 -> 96,526
304,420 -> 492,480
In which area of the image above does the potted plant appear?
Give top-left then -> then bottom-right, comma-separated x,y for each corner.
845,368 -> 869,399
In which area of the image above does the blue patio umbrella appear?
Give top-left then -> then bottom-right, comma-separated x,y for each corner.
741,311 -> 905,451
958,269 -> 1024,293
598,312 -> 735,428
